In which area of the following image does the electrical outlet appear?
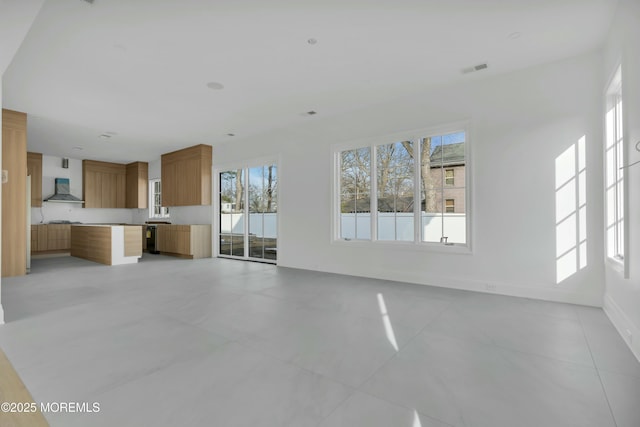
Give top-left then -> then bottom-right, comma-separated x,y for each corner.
1,169 -> 7,184
485,283 -> 497,291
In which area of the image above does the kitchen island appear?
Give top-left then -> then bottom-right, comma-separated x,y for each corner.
70,225 -> 142,265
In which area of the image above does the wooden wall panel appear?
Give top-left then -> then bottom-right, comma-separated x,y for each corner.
2,109 -> 27,277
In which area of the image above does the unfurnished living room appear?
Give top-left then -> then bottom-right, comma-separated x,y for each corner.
1,1 -> 639,426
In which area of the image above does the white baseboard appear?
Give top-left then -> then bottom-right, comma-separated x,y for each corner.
279,261 -> 604,306
603,293 -> 640,363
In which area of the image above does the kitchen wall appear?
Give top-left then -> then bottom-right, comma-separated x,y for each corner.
602,0 -> 640,361
33,155 -> 134,224
214,50 -> 605,307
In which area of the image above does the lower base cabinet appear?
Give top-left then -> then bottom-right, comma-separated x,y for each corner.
31,224 -> 71,253
156,224 -> 211,259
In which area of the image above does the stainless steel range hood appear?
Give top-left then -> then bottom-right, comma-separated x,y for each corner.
44,178 -> 84,203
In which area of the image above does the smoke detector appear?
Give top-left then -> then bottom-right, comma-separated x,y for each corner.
461,63 -> 488,74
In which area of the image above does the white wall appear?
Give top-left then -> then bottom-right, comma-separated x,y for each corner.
32,154 -> 133,224
602,0 -> 640,361
214,51 -> 605,306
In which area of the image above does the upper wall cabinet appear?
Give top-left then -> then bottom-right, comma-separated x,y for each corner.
161,144 -> 212,206
27,151 -> 43,207
82,160 -> 126,208
126,161 -> 149,209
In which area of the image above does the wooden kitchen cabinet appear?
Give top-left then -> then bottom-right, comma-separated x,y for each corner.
47,224 -> 71,251
161,144 -> 212,206
156,224 -> 211,259
84,160 -> 148,209
83,160 -> 126,208
126,161 -> 148,209
31,225 -> 40,252
27,152 -> 43,207
31,224 -> 71,253
2,109 -> 27,277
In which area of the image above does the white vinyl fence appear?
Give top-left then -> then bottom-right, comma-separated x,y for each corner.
340,212 -> 466,243
220,213 -> 277,238
220,212 -> 466,243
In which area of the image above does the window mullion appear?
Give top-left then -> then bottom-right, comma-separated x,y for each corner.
440,147 -> 445,239
244,167 -> 249,258
414,139 -> 421,243
371,145 -> 378,241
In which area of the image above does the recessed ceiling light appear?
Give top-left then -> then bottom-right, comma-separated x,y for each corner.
99,134 -> 112,139
306,110 -> 317,115
307,38 -> 318,45
72,146 -> 83,151
104,130 -> 117,135
206,82 -> 224,90
508,32 -> 521,39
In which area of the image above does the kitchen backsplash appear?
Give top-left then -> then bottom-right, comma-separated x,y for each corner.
31,203 -> 136,225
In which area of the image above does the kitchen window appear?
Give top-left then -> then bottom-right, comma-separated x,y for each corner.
149,178 -> 169,219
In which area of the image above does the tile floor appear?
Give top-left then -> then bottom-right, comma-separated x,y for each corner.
0,255 -> 639,426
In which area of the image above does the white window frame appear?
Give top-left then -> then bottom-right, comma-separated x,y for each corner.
604,65 -> 627,275
331,122 -> 472,253
148,178 -> 170,219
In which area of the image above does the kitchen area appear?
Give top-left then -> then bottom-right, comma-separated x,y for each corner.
2,109 -> 212,277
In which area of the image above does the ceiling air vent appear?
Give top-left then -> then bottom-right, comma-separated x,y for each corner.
461,63 -> 488,74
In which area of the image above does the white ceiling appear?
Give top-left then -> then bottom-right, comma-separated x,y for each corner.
2,0 -> 617,163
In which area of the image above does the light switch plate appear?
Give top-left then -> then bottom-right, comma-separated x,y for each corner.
1,170 -> 7,184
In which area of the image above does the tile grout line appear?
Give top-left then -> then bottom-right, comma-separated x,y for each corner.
577,310 -> 620,427
312,295 -> 458,427
344,298 -> 457,425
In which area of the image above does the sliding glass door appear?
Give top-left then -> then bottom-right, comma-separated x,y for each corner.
219,163 -> 277,263
219,169 -> 245,257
